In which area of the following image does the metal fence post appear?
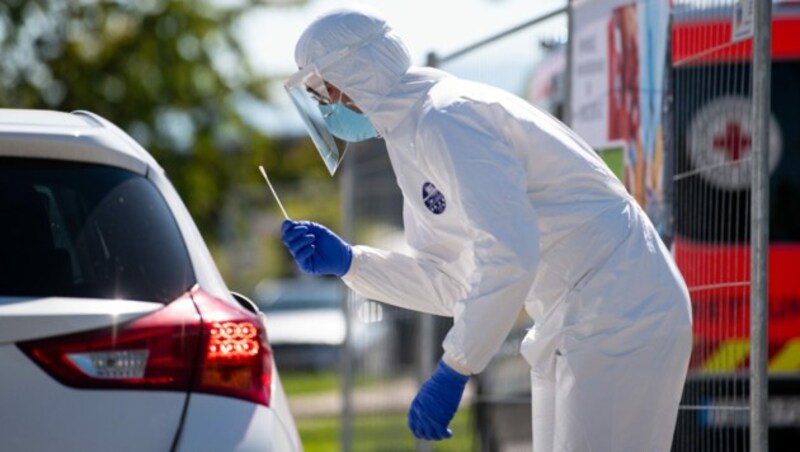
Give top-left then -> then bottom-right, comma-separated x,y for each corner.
340,154 -> 355,452
426,51 -> 439,70
415,313 -> 436,452
412,51 -> 442,452
750,0 -> 772,450
563,0 -> 574,127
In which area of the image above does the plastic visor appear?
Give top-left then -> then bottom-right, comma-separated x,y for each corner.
285,67 -> 348,175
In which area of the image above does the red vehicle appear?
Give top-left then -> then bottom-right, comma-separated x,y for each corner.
670,2 -> 800,449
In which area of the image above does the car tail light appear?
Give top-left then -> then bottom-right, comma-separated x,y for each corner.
191,289 -> 272,406
19,288 -> 273,406
19,294 -> 202,390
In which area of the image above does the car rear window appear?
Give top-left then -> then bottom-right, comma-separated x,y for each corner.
0,158 -> 195,302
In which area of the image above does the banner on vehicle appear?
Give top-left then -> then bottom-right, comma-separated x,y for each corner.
569,0 -> 670,234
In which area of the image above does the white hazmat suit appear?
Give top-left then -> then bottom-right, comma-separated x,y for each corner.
294,6 -> 693,451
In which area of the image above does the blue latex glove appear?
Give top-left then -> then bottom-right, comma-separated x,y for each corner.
408,360 -> 469,441
281,220 -> 353,277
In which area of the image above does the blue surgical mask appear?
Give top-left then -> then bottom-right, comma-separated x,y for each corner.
319,102 -> 378,142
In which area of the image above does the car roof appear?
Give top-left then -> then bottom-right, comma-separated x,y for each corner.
0,109 -> 161,175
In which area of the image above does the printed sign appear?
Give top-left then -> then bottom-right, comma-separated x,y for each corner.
732,0 -> 755,42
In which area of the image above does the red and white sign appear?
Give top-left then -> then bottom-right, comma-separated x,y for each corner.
687,95 -> 782,190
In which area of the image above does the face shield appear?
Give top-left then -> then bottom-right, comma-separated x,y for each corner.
286,24 -> 389,175
285,66 -> 347,175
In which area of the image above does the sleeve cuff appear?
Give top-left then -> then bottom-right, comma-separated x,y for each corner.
442,353 -> 472,376
341,245 -> 363,283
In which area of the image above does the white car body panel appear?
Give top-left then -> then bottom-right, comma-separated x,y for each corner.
0,297 -> 161,344
176,366 -> 302,452
0,110 -> 148,174
268,367 -> 301,449
0,345 -> 185,452
0,109 -> 303,451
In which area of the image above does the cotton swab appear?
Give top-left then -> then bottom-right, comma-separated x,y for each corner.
258,165 -> 289,220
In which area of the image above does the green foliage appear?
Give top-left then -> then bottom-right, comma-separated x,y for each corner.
1,0 -> 262,229
0,0 -> 340,290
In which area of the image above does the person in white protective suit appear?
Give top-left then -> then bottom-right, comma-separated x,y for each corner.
279,5 -> 693,451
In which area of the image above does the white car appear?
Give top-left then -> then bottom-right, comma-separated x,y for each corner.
255,278 -> 392,374
0,109 -> 302,452
255,278 -> 347,371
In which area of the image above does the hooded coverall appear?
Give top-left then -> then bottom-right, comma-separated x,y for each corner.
295,6 -> 693,451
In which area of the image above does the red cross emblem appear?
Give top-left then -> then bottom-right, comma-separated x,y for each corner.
712,122 -> 751,162
688,96 -> 782,190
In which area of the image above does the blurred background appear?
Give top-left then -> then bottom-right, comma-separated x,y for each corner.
3,0 -> 795,451
0,0 -> 565,295
0,0 -> 566,450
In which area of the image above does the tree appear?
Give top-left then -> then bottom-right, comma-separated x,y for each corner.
3,0 -> 270,229
0,0 -> 336,288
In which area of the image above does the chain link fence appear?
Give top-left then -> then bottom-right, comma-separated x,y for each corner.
669,1 -> 776,451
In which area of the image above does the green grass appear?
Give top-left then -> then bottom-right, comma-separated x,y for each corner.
298,408 -> 475,452
280,370 -> 397,396
279,371 -> 340,396
283,371 -> 476,450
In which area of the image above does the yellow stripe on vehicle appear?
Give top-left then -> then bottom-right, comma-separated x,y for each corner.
702,339 -> 750,373
769,339 -> 800,372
